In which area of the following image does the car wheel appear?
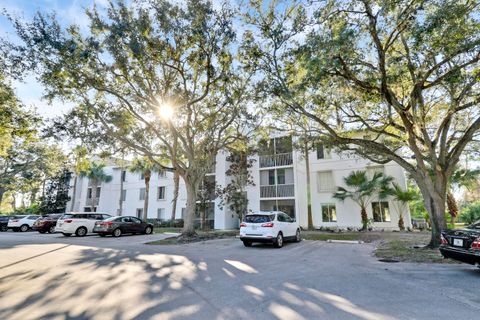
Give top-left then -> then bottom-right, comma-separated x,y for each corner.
20,224 -> 29,232
243,241 -> 252,247
75,227 -> 87,237
295,229 -> 301,242
113,228 -> 122,237
144,226 -> 153,235
49,226 -> 56,234
274,232 -> 284,248
62,233 -> 72,237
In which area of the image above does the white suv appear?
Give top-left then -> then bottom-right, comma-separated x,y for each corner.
240,211 -> 301,248
7,215 -> 41,232
56,212 -> 111,237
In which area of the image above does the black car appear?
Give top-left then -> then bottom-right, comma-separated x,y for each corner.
93,216 -> 154,237
440,220 -> 480,267
0,216 -> 11,231
32,213 -> 63,234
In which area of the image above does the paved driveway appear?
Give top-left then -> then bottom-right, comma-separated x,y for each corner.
0,231 -> 479,320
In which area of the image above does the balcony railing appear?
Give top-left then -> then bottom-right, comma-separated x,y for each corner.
259,153 -> 293,168
260,184 -> 295,198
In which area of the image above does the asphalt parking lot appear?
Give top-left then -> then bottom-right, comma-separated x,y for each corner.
0,231 -> 479,320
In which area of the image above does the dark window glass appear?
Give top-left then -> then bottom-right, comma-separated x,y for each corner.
87,188 -> 92,199
158,186 -> 166,200
102,214 -> 111,220
268,170 -> 275,185
322,204 -> 337,222
244,215 -> 274,223
121,217 -> 132,223
121,170 -> 126,182
96,187 -> 101,198
277,169 -> 285,185
131,217 -> 142,224
277,214 -> 285,222
317,144 -> 325,159
372,202 -> 390,222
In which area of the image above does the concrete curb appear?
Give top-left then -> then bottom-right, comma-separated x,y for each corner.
327,239 -> 364,244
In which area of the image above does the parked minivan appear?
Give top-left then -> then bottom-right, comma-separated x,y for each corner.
55,212 -> 111,237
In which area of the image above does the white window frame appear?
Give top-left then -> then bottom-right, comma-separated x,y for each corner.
317,171 -> 335,192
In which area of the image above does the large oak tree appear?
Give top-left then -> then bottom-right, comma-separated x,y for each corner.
243,0 -> 480,246
10,0 -> 252,235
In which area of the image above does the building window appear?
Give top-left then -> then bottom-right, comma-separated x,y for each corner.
317,171 -> 335,192
367,166 -> 384,178
322,204 -> 337,222
157,186 -> 166,200
268,170 -> 275,185
121,190 -> 126,201
277,169 -> 286,185
158,170 -> 166,178
157,208 -> 165,220
121,170 -> 126,182
96,187 -> 101,198
136,208 -> 143,219
87,187 -> 92,199
140,172 -> 145,180
139,188 -> 146,200
317,143 -> 325,159
372,202 -> 391,222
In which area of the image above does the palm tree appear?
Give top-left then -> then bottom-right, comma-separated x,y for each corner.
80,162 -> 112,212
333,171 -> 393,231
70,146 -> 89,211
389,183 -> 417,230
129,157 -> 158,221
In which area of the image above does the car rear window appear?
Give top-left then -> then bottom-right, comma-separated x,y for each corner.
244,215 -> 274,223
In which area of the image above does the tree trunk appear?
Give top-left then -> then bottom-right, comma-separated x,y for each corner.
398,215 -> 405,230
143,173 -> 150,221
91,181 -> 97,212
419,187 -> 447,248
171,170 -> 179,221
360,206 -> 368,231
0,186 -> 5,206
446,190 -> 458,225
70,176 -> 77,212
183,178 -> 199,237
304,140 -> 314,230
119,169 -> 124,216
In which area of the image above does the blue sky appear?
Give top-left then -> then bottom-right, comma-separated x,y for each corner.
0,0 -> 110,120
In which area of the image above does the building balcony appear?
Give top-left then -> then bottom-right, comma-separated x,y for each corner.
260,184 -> 295,198
259,153 -> 293,168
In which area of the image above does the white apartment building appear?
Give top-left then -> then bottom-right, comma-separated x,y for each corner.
67,135 -> 412,230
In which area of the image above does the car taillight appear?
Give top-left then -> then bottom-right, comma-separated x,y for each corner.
101,221 -> 113,226
440,234 -> 448,245
261,222 -> 274,228
11,220 -> 18,222
471,238 -> 480,249
240,223 -> 246,228
64,219 -> 73,223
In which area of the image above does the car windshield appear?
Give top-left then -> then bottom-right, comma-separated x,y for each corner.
12,215 -> 26,219
244,214 -> 274,223
466,220 -> 480,229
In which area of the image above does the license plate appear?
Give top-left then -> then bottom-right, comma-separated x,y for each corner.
453,238 -> 463,247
